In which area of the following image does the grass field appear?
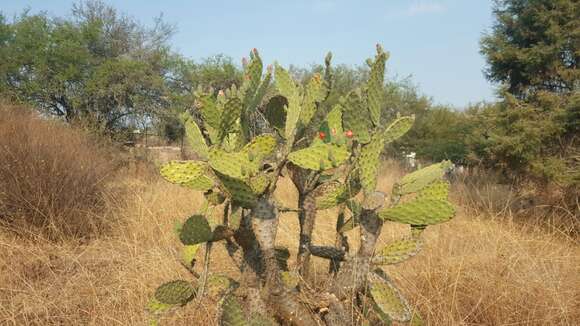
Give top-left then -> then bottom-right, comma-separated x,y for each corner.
1,160 -> 578,325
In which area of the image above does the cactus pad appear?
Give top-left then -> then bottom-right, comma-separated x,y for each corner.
179,215 -> 213,245
209,148 -> 258,180
197,92 -> 221,129
248,174 -> 270,195
314,181 -> 350,209
181,244 -> 201,267
367,49 -> 388,127
378,198 -> 455,225
263,95 -> 287,132
416,179 -> 450,200
399,160 -> 452,194
220,295 -> 247,326
373,238 -> 422,265
288,143 -> 349,171
241,134 -> 277,160
342,90 -> 372,144
181,113 -> 209,159
382,115 -> 415,144
358,132 -> 385,193
207,274 -> 239,298
160,161 -> 214,191
147,297 -> 174,315
369,280 -> 411,322
275,64 -> 302,140
205,189 -> 226,205
218,97 -> 243,141
300,73 -> 325,125
154,280 -> 196,305
281,271 -> 300,288
216,173 -> 257,208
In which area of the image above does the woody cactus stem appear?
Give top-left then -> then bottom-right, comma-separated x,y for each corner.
296,191 -> 317,279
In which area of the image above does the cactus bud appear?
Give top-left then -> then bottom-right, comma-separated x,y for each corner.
242,57 -> 248,67
345,130 -> 354,138
218,89 -> 225,97
267,64 -> 273,73
331,128 -> 336,135
252,48 -> 258,55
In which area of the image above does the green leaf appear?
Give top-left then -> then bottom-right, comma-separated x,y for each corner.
399,160 -> 452,194
275,64 -> 302,141
378,198 -> 455,225
181,112 -> 209,159
373,238 -> 422,265
154,280 -> 196,305
383,115 -> 414,144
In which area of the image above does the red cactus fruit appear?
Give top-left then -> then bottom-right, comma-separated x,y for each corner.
319,131 -> 326,140
345,130 -> 353,138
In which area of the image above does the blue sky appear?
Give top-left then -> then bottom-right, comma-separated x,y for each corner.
1,0 -> 497,107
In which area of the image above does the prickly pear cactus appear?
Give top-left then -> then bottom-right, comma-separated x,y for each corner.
149,46 -> 455,326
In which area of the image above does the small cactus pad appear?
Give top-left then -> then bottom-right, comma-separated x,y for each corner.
154,280 -> 196,305
197,92 -> 221,129
209,148 -> 258,180
314,181 -> 350,210
160,161 -> 214,191
263,95 -> 287,132
373,238 -> 422,265
205,189 -> 227,205
181,112 -> 209,159
216,173 -> 257,208
367,48 -> 388,127
416,180 -> 450,200
275,64 -> 301,140
309,245 -> 345,261
248,313 -> 278,326
207,274 -> 239,298
326,104 -> 344,137
382,115 -> 414,144
369,279 -> 411,322
378,198 -> 455,225
358,132 -> 385,193
241,134 -> 277,160
218,97 -> 243,141
248,174 -> 270,195
179,215 -> 213,245
300,73 -> 325,125
220,295 -> 248,326
399,160 -> 452,194
288,143 -> 349,171
342,90 -> 372,144
147,297 -> 174,316
181,244 -> 201,267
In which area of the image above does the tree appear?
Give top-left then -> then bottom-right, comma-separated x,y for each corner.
0,0 -> 176,132
478,0 -> 579,189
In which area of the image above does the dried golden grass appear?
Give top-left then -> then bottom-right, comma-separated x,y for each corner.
0,161 -> 578,325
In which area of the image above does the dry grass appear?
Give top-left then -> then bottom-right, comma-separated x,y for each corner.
0,104 -> 120,240
0,160 -> 578,325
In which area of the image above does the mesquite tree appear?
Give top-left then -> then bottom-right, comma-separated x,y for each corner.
148,45 -> 455,326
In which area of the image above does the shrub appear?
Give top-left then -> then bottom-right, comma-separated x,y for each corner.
0,103 -> 119,239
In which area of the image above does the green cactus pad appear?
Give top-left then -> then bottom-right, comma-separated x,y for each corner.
241,134 -> 277,160
147,297 -> 174,315
399,160 -> 452,194
358,132 -> 386,193
416,180 -> 450,200
179,215 -> 213,245
314,181 -> 351,210
263,95 -> 287,133
218,97 -> 243,141
248,313 -> 278,326
378,198 -> 455,225
300,73 -> 325,125
383,115 -> 415,144
205,189 -> 227,205
220,295 -> 248,326
197,92 -> 221,129
160,161 -> 214,191
154,280 -> 196,305
216,173 -> 257,208
209,148 -> 258,180
181,244 -> 201,267
275,64 -> 302,140
326,104 -> 344,137
309,245 -> 345,260
288,143 -> 349,171
369,280 -> 411,322
181,113 -> 209,159
248,174 -> 270,195
207,274 -> 239,298
342,90 -> 372,144
373,238 -> 422,265
367,48 -> 388,127
244,50 -> 263,95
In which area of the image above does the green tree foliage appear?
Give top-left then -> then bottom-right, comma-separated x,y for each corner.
478,0 -> 579,187
0,0 -> 175,132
